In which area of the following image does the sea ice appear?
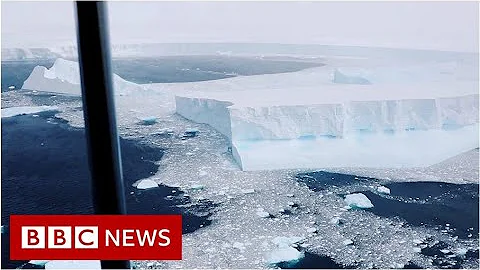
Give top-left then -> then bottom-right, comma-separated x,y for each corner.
45,260 -> 101,269
344,193 -> 374,209
8,85 -> 15,89
1,106 -> 58,118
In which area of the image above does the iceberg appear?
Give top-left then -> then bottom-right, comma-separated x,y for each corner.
22,58 -> 147,96
344,193 -> 374,209
174,67 -> 478,170
21,54 -> 479,172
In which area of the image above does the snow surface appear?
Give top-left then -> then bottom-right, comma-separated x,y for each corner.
1,105 -> 58,118
344,193 -> 374,209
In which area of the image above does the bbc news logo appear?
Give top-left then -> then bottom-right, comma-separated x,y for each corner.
10,215 -> 182,260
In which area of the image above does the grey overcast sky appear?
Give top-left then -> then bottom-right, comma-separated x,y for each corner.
1,1 -> 479,52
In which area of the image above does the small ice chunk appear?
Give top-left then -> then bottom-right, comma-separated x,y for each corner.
256,208 -> 271,218
267,247 -> 304,264
198,170 -> 208,176
344,193 -> 374,209
29,260 -> 49,266
287,201 -> 297,207
233,242 -> 246,250
343,239 -> 354,246
330,217 -> 344,225
8,85 -> 15,89
183,128 -> 199,138
413,247 -> 422,253
45,260 -> 101,269
190,184 -> 205,190
242,189 -> 255,194
139,116 -> 157,125
440,249 -> 451,254
306,227 -> 317,233
0,225 -> 4,234
455,248 -> 468,256
412,239 -> 423,244
146,262 -> 154,268
136,179 -> 158,190
286,194 -> 295,197
377,186 -> 391,194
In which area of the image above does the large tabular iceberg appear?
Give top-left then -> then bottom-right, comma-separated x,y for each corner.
21,55 -> 479,171
173,59 -> 479,170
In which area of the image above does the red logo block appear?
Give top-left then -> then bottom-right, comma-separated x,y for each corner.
10,215 -> 182,260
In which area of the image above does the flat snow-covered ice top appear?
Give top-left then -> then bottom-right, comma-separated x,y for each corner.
174,81 -> 477,108
152,61 -> 477,108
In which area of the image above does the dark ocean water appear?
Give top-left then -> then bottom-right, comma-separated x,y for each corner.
1,56 -> 323,91
296,171 -> 479,269
1,112 -> 214,269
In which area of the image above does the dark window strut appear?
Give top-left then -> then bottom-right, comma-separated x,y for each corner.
74,1 -> 130,269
